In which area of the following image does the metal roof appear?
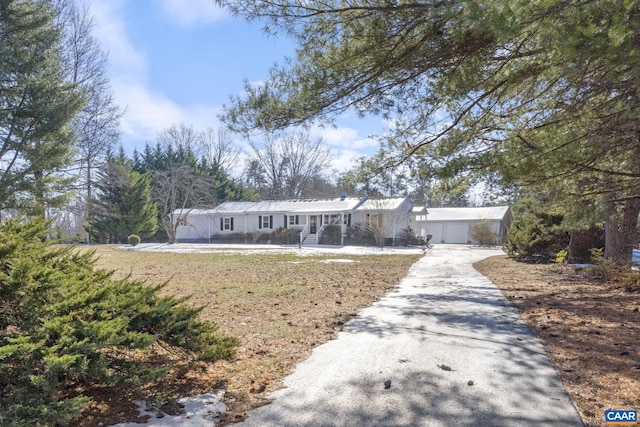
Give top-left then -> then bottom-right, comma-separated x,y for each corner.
203,197 -> 367,214
245,198 -> 365,213
212,201 -> 256,214
425,206 -> 511,221
358,197 -> 410,211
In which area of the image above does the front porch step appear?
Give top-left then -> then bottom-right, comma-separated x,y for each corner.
302,234 -> 318,245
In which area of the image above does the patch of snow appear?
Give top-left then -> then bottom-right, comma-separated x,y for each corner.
321,259 -> 358,263
574,249 -> 640,266
571,264 -> 593,268
122,243 -> 426,257
109,392 -> 227,427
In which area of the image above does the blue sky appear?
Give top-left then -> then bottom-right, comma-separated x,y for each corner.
81,0 -> 386,173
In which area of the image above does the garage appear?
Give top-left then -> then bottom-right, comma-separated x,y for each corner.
414,206 -> 512,245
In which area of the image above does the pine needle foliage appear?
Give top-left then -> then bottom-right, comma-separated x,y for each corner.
0,218 -> 238,426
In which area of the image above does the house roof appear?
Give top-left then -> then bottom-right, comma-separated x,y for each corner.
244,197 -> 365,213
425,206 -> 511,222
212,201 -> 256,214
358,197 -> 410,211
174,196 -> 418,217
197,197 -> 367,215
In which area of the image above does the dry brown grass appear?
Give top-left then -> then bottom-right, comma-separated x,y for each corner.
475,256 -> 640,427
71,246 -> 422,426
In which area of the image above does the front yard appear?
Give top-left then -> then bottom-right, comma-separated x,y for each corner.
70,246 -> 639,427
73,246 -> 422,426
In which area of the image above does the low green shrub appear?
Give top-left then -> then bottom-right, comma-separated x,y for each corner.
273,227 -> 301,244
128,234 -> 141,246
319,225 -> 341,245
396,226 -> 419,246
0,219 -> 238,426
619,271 -> 640,292
345,223 -> 375,246
470,219 -> 500,247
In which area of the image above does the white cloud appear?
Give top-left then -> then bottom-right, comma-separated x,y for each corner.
157,0 -> 226,27
114,82 -> 223,147
80,0 -> 380,173
81,0 -> 225,151
314,124 -> 380,150
83,0 -> 147,83
113,83 -> 182,143
331,149 -> 362,173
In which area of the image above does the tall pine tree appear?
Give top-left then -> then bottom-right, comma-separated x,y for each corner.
87,154 -> 157,243
0,0 -> 84,215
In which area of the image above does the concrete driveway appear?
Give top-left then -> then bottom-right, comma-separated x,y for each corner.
236,245 -> 584,427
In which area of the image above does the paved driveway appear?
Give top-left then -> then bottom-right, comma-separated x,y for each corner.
237,245 -> 584,427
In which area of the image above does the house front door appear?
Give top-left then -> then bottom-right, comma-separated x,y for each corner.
310,215 -> 318,234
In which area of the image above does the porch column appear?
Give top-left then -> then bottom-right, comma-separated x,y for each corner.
341,212 -> 344,246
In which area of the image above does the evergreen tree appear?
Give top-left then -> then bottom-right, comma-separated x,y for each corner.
505,194 -> 569,261
88,155 -> 157,243
0,0 -> 84,214
0,218 -> 238,426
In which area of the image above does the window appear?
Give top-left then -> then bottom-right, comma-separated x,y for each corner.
220,217 -> 234,231
367,213 -> 382,229
289,215 -> 299,226
259,215 -> 273,229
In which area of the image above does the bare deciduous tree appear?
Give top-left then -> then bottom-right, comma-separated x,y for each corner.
157,124 -> 201,153
363,199 -> 406,247
199,127 -> 241,177
151,164 -> 214,244
246,130 -> 332,199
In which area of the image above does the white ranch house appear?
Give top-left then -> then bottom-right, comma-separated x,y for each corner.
174,196 -> 414,245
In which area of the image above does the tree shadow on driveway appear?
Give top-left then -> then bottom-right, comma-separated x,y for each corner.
238,253 -> 584,427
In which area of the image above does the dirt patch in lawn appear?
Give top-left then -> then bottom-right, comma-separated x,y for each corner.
474,255 -> 640,427
71,246 -> 422,426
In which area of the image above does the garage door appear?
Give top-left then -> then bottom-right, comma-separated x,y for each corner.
444,223 -> 469,244
425,223 -> 443,244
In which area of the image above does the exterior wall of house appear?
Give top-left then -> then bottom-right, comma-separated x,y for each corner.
352,207 -> 412,239
175,214 -> 213,243
410,214 -> 428,237
426,219 -> 506,244
208,213 -> 308,236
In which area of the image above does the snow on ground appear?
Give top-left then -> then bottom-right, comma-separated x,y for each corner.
109,392 -> 227,427
122,243 -> 426,256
